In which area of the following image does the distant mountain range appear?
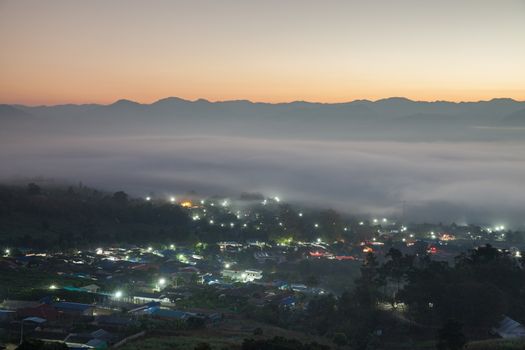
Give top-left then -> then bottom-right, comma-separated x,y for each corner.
1,97 -> 525,141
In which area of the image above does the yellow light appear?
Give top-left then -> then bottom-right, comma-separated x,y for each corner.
181,201 -> 192,208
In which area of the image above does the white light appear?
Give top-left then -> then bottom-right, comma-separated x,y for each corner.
359,222 -> 364,226
170,244 -> 175,249
224,263 -> 231,269
200,200 -> 205,204
158,278 -> 166,286
274,196 -> 280,202
170,197 -> 176,203
317,238 -> 322,243
147,246 -> 153,252
298,212 -> 303,217
209,220 -> 214,224
382,218 -> 387,223
373,219 -> 378,223
145,196 -> 151,201
230,222 -> 235,227
96,248 -> 103,255
49,284 -> 57,290
222,200 -> 228,207
314,224 -> 319,228
114,290 -> 123,299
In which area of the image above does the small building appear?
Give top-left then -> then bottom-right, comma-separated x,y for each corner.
221,269 -> 262,283
493,316 -> 525,339
81,284 -> 101,293
54,302 -> 94,316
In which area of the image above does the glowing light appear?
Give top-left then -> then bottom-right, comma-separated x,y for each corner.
314,223 -> 319,228
373,219 -> 378,223
158,278 -> 166,286
209,220 -> 214,224
4,248 -> 10,255
170,244 -> 175,249
222,200 -> 228,207
181,201 -> 192,208
382,218 -> 387,223
230,222 -> 235,227
298,212 -> 303,217
200,200 -> 205,204
169,196 -> 176,203
96,248 -> 103,255
224,263 -> 231,269
316,238 -> 322,243
145,196 -> 151,201
147,246 -> 153,252
114,290 -> 123,299
359,221 -> 364,225
49,284 -> 57,290
274,196 -> 280,202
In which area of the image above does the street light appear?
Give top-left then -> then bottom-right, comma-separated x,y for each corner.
114,290 -> 123,299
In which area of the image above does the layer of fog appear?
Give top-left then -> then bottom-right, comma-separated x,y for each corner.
1,134 -> 524,228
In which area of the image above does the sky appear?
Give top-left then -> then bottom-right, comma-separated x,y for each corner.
1,0 -> 524,105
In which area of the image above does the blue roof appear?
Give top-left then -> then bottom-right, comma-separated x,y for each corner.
152,309 -> 190,320
54,302 -> 93,311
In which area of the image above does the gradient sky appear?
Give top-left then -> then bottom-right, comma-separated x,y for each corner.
1,0 -> 524,105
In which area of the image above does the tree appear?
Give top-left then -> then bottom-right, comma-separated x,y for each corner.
333,332 -> 348,347
27,182 -> 41,195
112,190 -> 128,204
437,319 -> 466,350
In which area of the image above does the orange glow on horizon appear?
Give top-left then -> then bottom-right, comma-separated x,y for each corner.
0,0 -> 524,106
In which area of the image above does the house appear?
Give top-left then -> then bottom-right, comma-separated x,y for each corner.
254,251 -> 286,264
81,284 -> 101,293
17,303 -> 58,321
493,316 -> 525,339
221,269 -> 263,282
54,302 -> 94,316
132,292 -> 171,305
0,309 -> 16,321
